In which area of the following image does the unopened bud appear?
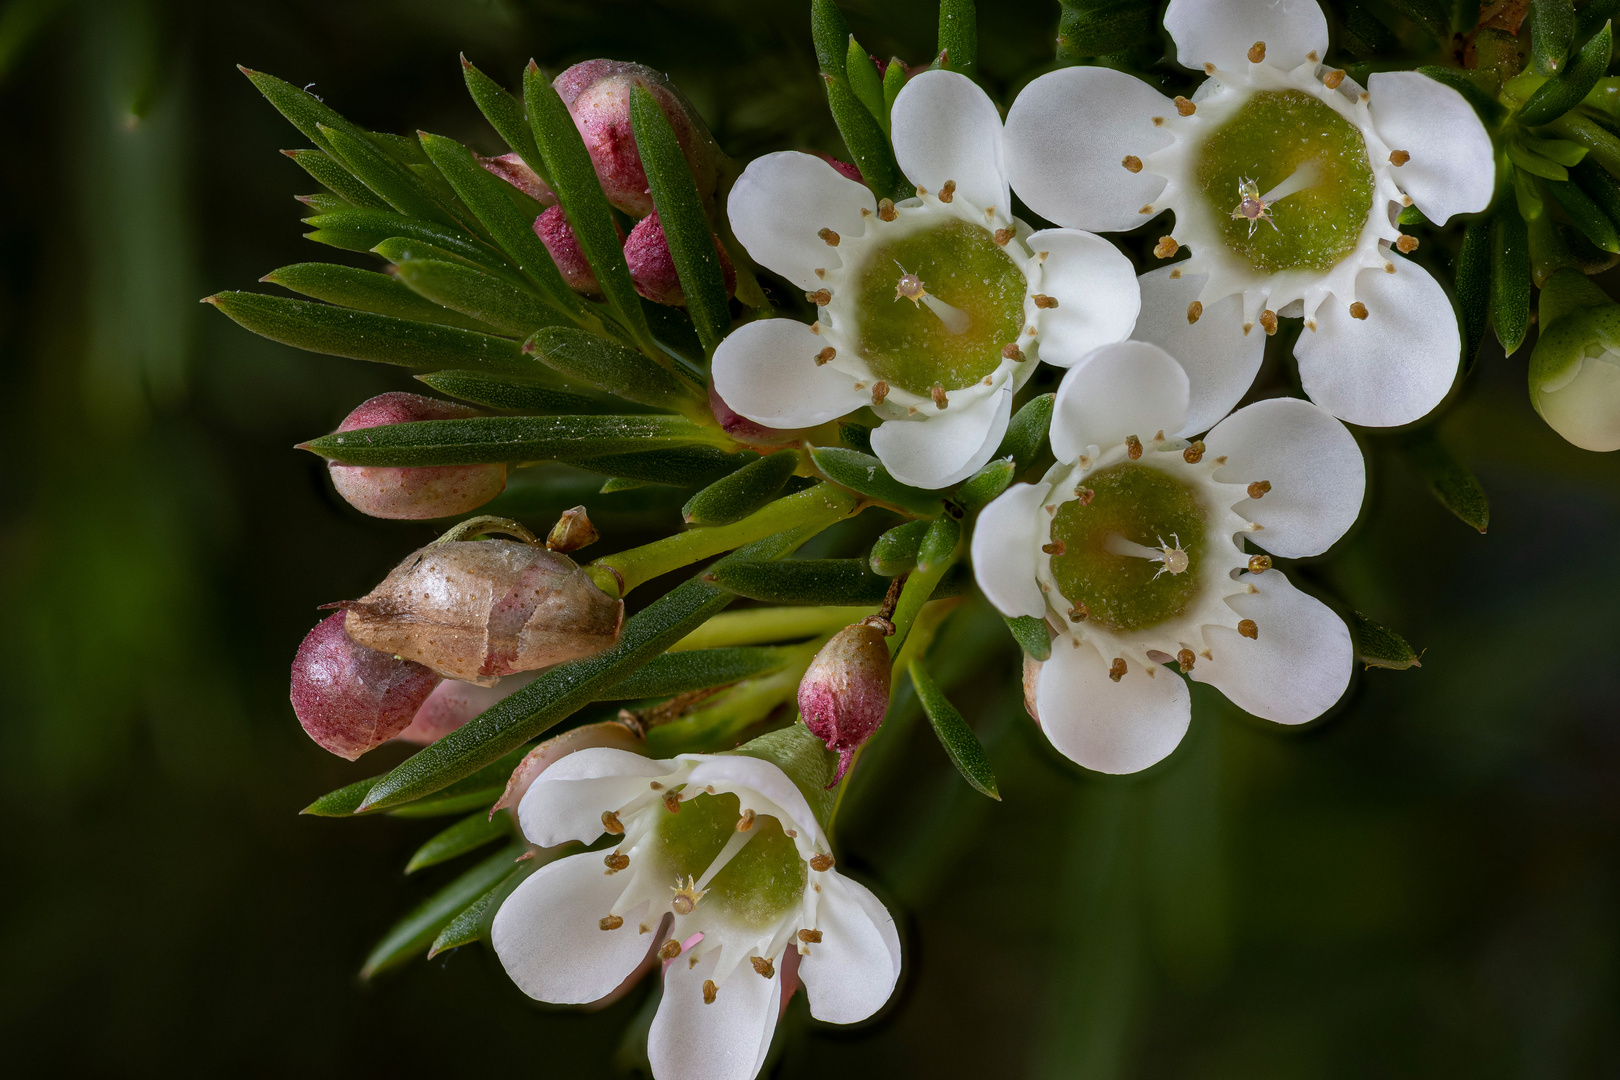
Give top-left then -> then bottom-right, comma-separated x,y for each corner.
1529,272 -> 1620,452
395,670 -> 539,746
289,611 -> 441,760
623,212 -> 736,306
813,152 -> 863,184
553,59 -> 722,217
708,383 -> 801,445
327,393 -> 506,519
797,621 -> 893,783
547,505 -> 601,553
344,535 -> 623,685
534,204 -> 623,298
478,152 -> 555,205
490,718 -> 645,818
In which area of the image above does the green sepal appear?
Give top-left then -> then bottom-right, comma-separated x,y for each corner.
845,36 -> 888,131
909,660 -> 999,800
822,73 -> 905,201
206,292 -> 533,375
882,57 -> 907,116
705,558 -> 896,605
1003,614 -> 1051,661
955,457 -> 1015,511
262,262 -> 498,334
392,256 -> 569,336
1453,219 -> 1491,372
299,414 -> 725,468
302,207 -> 505,271
569,446 -> 758,487
1516,19 -> 1612,126
1490,206 -> 1532,355
1401,434 -> 1490,534
996,393 -> 1054,473
461,55 -> 549,185
1351,612 -> 1424,671
870,519 -> 930,576
810,446 -> 943,517
1537,266 -> 1614,329
525,326 -> 706,417
603,646 -> 794,699
629,84 -> 732,355
1544,178 -> 1620,251
282,149 -> 390,209
683,450 -> 799,525
416,369 -> 621,414
1056,0 -> 1156,60
405,811 -> 513,873
727,722 -> 838,830
1529,0 -> 1575,76
937,0 -> 977,79
361,842 -> 526,978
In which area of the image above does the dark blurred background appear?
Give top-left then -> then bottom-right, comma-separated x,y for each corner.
1,0 -> 1617,1075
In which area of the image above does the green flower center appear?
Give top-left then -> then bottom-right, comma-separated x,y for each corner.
1194,89 -> 1375,274
1049,463 -> 1209,633
651,790 -> 806,929
852,218 -> 1026,396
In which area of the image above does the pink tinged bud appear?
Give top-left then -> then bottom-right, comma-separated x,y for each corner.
290,611 -> 441,760
328,393 -> 507,520
490,718 -> 644,817
395,670 -> 540,746
623,212 -> 736,306
478,152 -> 556,205
553,59 -> 722,217
707,383 -> 802,445
343,538 -> 624,685
797,622 -> 893,784
534,204 -> 625,298
814,153 -> 863,185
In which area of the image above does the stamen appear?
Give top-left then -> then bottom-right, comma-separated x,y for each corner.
931,383 -> 950,409
703,980 -> 718,1004
1032,294 -> 1059,309
1395,235 -> 1418,253
1109,658 -> 1127,682
751,956 -> 776,978
1259,309 -> 1278,336
1042,540 -> 1066,556
1183,440 -> 1205,464
1152,116 -> 1164,127
1075,487 -> 1094,505
737,808 -> 755,832
877,198 -> 898,222
1177,648 -> 1196,671
818,227 -> 840,247
1187,300 -> 1204,325
939,180 -> 957,203
806,288 -> 831,306
815,268 -> 827,279
600,915 -> 624,931
1121,155 -> 1143,173
1238,619 -> 1259,639
1174,95 -> 1195,116
871,381 -> 889,406
604,851 -> 630,872
993,227 -> 1014,246
1170,268 -> 1182,279
1126,434 -> 1143,460
1349,301 -> 1368,320
662,790 -> 682,813
1140,204 -> 1155,215
1002,343 -> 1024,361
1248,555 -> 1272,573
1248,40 -> 1266,63
1154,236 -> 1179,259
1323,69 -> 1344,89
1248,480 -> 1272,498
1068,603 -> 1089,621
815,346 -> 836,366
602,810 -> 625,835
798,928 -> 823,944
810,853 -> 836,872
659,940 -> 682,960
1389,150 -> 1410,166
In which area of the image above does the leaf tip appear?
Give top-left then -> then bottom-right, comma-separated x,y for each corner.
199,294 -> 220,306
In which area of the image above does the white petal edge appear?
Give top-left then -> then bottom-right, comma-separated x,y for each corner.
869,386 -> 1012,489
891,69 -> 1010,221
1026,229 -> 1141,365
680,754 -> 826,849
1164,0 -> 1328,71
798,873 -> 902,1024
712,319 -> 871,428
1367,72 -> 1494,225
1205,397 -> 1365,558
650,948 -> 780,1080
1050,340 -> 1190,462
491,851 -> 653,1005
1189,572 -> 1352,725
1132,267 -> 1263,436
728,151 -> 877,290
1294,255 -> 1459,427
519,747 -> 671,847
1004,67 -> 1173,233
970,479 -> 1053,619
1034,642 -> 1191,773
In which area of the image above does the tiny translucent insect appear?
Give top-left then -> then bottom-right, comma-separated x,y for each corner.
1230,177 -> 1277,237
1154,534 -> 1190,579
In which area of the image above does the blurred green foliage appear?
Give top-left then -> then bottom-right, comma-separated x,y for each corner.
1,0 -> 1617,1075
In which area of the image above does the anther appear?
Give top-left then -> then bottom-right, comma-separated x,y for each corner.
993,227 -> 1014,246
1152,116 -> 1165,126
1248,40 -> 1266,63
662,790 -> 682,813
1395,235 -> 1418,254
650,781 -> 663,790
659,940 -> 682,960
817,227 -> 840,247
751,956 -> 776,978
1205,62 -> 1217,73
1183,440 -> 1205,464
1002,343 -> 1024,361
806,288 -> 831,306
1068,602 -> 1090,621
815,346 -> 836,366
1307,50 -> 1318,61
1238,619 -> 1259,639
1389,150 -> 1410,167
1154,236 -> 1179,259
602,810 -> 625,835
798,928 -> 823,944
1033,294 -> 1059,309
1349,302 -> 1368,320
815,268 -> 826,279
915,185 -> 928,197
1170,268 -> 1182,279
1177,648 -> 1196,671
931,384 -> 949,409
737,808 -> 755,832
1323,69 -> 1344,89
810,853 -> 836,872
604,851 -> 629,872
1122,155 -> 1143,173
871,381 -> 889,406
877,198 -> 898,222
1109,658 -> 1127,682
1042,540 -> 1066,556
1126,434 -> 1143,460
1075,487 -> 1095,505
939,180 -> 957,203
1174,95 -> 1195,116
1140,204 -> 1154,215
702,980 -> 718,1004
1248,480 -> 1271,498
1249,554 -> 1272,573
1385,263 -> 1395,273
1187,300 -> 1204,325
600,915 -> 624,931
1259,309 -> 1278,336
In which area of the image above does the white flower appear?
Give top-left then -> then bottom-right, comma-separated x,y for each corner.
972,341 -> 1365,773
1003,0 -> 1494,428
714,70 -> 1141,489
492,746 -> 901,1080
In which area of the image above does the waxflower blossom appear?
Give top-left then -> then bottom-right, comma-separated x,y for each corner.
972,341 -> 1365,773
714,69 -> 1140,489
493,745 -> 901,1080
1003,0 -> 1494,428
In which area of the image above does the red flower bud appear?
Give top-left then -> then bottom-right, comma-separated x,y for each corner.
328,393 -> 506,520
395,670 -> 540,746
489,718 -> 644,817
623,212 -> 736,306
814,153 -> 863,184
553,59 -> 722,217
707,383 -> 802,446
534,204 -> 625,298
290,611 -> 441,760
478,152 -> 555,205
797,621 -> 893,783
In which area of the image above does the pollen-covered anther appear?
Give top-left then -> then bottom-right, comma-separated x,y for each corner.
939,179 -> 957,203
1126,434 -> 1143,460
1238,619 -> 1259,639
1154,235 -> 1179,259
658,939 -> 682,960
993,227 -> 1014,246
807,288 -> 831,306
1323,69 -> 1345,89
1033,293 -> 1059,309
1002,342 -> 1024,361
1260,309 -> 1278,336
1249,554 -> 1273,573
1122,155 -> 1143,173
798,928 -> 823,944
871,381 -> 890,406
1349,301 -> 1368,320
662,790 -> 682,813
815,346 -> 836,366
1176,648 -> 1196,671
1248,40 -> 1266,63
1042,540 -> 1066,556
702,979 -> 718,1004
877,198 -> 898,222
1248,480 -> 1272,499
1183,440 -> 1205,464
1390,149 -> 1410,166
1395,235 -> 1419,254
1109,658 -> 1127,682
600,915 -> 624,931
931,384 -> 949,409
1075,486 -> 1095,505
604,850 -> 630,872
750,956 -> 776,978
810,852 -> 836,872
736,808 -> 756,832
1068,602 -> 1090,621
1140,204 -> 1155,215
817,227 -> 840,247
1187,300 -> 1204,325
602,810 -> 625,835
1171,95 -> 1195,117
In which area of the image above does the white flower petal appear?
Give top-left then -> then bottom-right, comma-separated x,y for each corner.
1189,572 -> 1352,724
1533,350 -> 1620,452
1025,229 -> 1141,365
1034,642 -> 1191,773
1050,341 -> 1189,462
681,753 -> 826,847
798,873 -> 902,1024
728,151 -> 876,290
1205,397 -> 1365,557
869,387 -> 1012,489
1132,267 -> 1264,435
712,319 -> 870,428
650,947 -> 781,1080
1164,0 -> 1328,71
1295,255 -> 1459,427
491,851 -> 652,1004
971,479 -> 1053,619
1004,67 -> 1173,233
519,747 -> 671,847
891,69 -> 1009,221
1367,72 -> 1494,225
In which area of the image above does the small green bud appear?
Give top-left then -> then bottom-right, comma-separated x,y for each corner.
1529,272 -> 1620,451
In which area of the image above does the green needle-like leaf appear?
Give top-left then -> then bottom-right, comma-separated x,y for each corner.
317,123 -> 466,233
704,558 -> 893,605
1570,156 -> 1620,236
1351,611 -> 1424,671
1530,0 -> 1575,76
810,446 -> 943,517
525,326 -> 706,417
810,0 -> 853,80
426,863 -> 535,958
1003,615 -> 1052,661
300,414 -> 727,468
882,56 -> 907,116
263,262 -> 500,334
682,450 -> 799,525
361,843 -> 525,978
996,393 -> 1054,473
282,149 -> 390,209
416,369 -> 622,414
909,660 -> 999,800
916,511 -> 960,572
1517,19 -> 1612,126
1453,219 -> 1491,372
1056,0 -> 1156,60
391,256 -> 568,336
1544,178 -> 1620,251
845,37 -> 888,128
937,0 -> 977,79
302,207 -> 507,272
242,67 -> 376,163
301,775 -> 380,817
1402,434 -> 1490,534
821,73 -> 905,201
602,646 -> 792,698
569,446 -> 758,486
405,812 -> 512,873
955,457 -> 1015,511
1490,206 -> 1532,355
870,520 -> 929,576
461,55 -> 549,185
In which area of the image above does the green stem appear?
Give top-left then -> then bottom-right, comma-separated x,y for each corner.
585,483 -> 861,597
668,604 -> 878,650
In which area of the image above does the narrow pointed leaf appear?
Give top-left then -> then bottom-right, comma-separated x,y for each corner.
371,236 -> 527,289
1057,0 -> 1156,60
392,257 -> 568,336
888,514 -> 962,653
426,862 -> 538,958
1544,178 -> 1620,251
317,123 -> 466,232
822,73 -> 904,201
870,520 -> 929,576
417,369 -> 622,413
1490,207 -> 1532,355
917,512 -> 961,572
909,660 -> 999,799
300,414 -> 725,468
937,0 -> 977,79
361,842 -> 525,978
569,446 -> 758,486
882,56 -> 907,115
1530,0 -> 1575,75
810,0 -> 853,80
263,262 -> 500,333
996,393 -> 1054,472
1454,219 -> 1491,372
242,67 -> 374,161
809,446 -> 943,517
1352,611 -> 1424,670
682,450 -> 799,525
845,37 -> 887,128
955,457 -> 1015,511
1517,19 -> 1612,126
1004,614 -> 1052,661
1547,111 -> 1620,175
301,775 -> 380,817
601,646 -> 792,699
704,558 -> 891,605
525,326 -> 706,415
302,207 -> 506,271
462,56 -> 549,185
1402,434 -> 1489,533
405,812 -> 512,873
283,149 -> 389,209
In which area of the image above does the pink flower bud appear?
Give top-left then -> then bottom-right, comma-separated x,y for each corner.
490,718 -> 644,817
479,152 -> 556,205
708,383 -> 802,446
290,611 -> 441,760
553,59 -> 722,217
328,393 -> 507,520
813,153 -> 863,184
797,620 -> 893,783
623,212 -> 736,306
534,204 -> 625,298
395,670 -> 540,746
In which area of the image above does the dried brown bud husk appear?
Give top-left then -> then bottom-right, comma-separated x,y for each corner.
546,506 -> 601,553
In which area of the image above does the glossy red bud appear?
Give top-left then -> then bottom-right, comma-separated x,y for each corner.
797,621 -> 893,783
623,212 -> 735,306
290,611 -> 441,760
328,393 -> 506,520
